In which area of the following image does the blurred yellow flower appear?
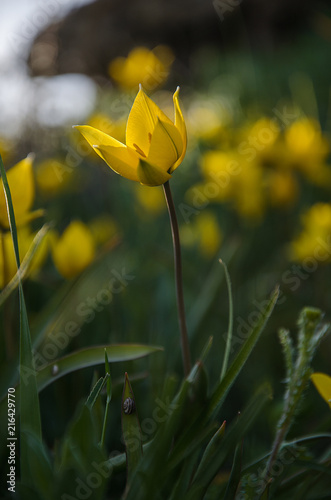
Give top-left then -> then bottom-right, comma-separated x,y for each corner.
187,100 -> 226,145
36,158 -> 74,197
75,86 -> 187,186
199,150 -> 239,201
135,184 -> 165,215
52,221 -> 96,280
267,170 -> 299,208
0,226 -> 50,289
239,118 -> 280,163
289,203 -> 331,262
285,118 -> 328,159
180,211 -> 222,257
0,156 -> 40,229
197,149 -> 265,220
310,373 -> 331,409
88,214 -> 119,246
108,45 -> 174,91
284,118 -> 331,185
234,161 -> 265,220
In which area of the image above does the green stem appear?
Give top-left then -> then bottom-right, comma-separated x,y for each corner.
163,181 -> 191,376
100,401 -> 109,448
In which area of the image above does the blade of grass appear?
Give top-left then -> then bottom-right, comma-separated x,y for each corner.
223,440 -> 243,500
187,383 -> 272,500
85,374 -> 109,409
0,154 -> 42,485
207,286 -> 279,419
219,258 -> 234,381
100,349 -> 112,448
187,240 -> 238,342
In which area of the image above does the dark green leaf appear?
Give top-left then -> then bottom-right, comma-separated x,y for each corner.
122,372 -> 143,487
0,154 -> 43,486
207,286 -> 279,418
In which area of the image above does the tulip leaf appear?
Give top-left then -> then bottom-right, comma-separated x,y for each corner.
223,440 -> 243,500
85,374 -> 109,409
219,257 -> 234,381
186,383 -> 272,500
0,154 -> 43,486
100,349 -> 112,447
122,372 -> 143,487
193,420 -> 226,482
35,343 -> 163,393
207,286 -> 279,418
124,362 -> 207,500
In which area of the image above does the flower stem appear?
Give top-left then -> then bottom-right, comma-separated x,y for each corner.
163,181 -> 191,376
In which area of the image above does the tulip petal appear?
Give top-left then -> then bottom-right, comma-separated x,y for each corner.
126,87 -> 173,156
146,118 -> 183,173
311,372 -> 331,408
171,87 -> 187,173
137,159 -> 171,187
75,125 -> 140,181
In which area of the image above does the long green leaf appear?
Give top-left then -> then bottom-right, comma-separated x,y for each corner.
0,344 -> 162,420
193,421 -> 226,481
219,258 -> 234,381
86,374 -> 109,409
187,383 -> 272,500
100,349 -> 112,447
35,343 -> 163,392
0,154 -> 43,485
124,361 -> 208,500
207,286 -> 279,418
122,372 -> 143,488
223,441 -> 243,500
124,378 -> 191,500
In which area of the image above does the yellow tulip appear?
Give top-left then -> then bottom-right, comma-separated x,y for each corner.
51,221 -> 95,280
0,226 -> 50,289
289,203 -> 331,262
36,158 -> 74,197
108,45 -> 174,91
0,156 -> 36,229
75,86 -> 187,187
310,373 -> 331,409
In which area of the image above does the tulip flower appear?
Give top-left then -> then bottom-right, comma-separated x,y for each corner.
0,155 -> 43,229
75,86 -> 191,376
51,220 -> 95,280
0,226 -> 50,290
75,86 -> 187,187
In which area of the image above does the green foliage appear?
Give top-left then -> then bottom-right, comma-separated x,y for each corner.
0,155 -> 47,492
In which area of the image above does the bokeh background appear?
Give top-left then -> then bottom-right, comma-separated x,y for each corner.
1,0 -> 331,489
